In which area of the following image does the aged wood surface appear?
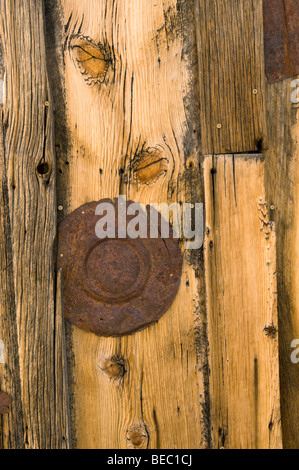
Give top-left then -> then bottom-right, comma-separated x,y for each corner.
0,108 -> 24,448
0,0 -> 295,450
204,155 -> 282,449
264,75 -> 299,449
195,0 -> 268,155
0,0 -> 70,448
46,0 -> 209,449
55,270 -> 72,448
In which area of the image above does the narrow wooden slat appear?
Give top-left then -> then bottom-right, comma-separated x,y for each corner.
55,270 -> 72,449
0,0 -> 70,448
264,76 -> 299,448
0,109 -> 24,449
204,154 -> 282,449
195,0 -> 268,154
48,0 -> 209,449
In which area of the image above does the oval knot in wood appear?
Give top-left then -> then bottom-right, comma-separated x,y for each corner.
99,356 -> 126,382
70,35 -> 111,85
126,424 -> 149,449
131,148 -> 168,185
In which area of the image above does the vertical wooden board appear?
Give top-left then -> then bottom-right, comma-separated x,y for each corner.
0,0 -> 70,448
204,155 -> 282,449
55,270 -> 72,448
0,110 -> 24,449
194,0 -> 268,154
264,76 -> 299,448
49,0 -> 208,448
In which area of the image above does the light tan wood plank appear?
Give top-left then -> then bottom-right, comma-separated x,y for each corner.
195,0 -> 268,154
204,154 -> 282,449
50,0 -> 208,449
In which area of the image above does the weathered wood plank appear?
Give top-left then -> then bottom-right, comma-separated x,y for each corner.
0,0 -> 70,448
49,0 -> 209,449
264,76 -> 299,449
55,270 -> 72,449
204,154 -> 282,449
0,109 -> 24,449
195,0 -> 268,154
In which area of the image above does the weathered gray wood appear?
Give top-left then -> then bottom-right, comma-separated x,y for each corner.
0,109 -> 24,449
195,0 -> 268,154
0,0 -> 70,449
264,76 -> 299,449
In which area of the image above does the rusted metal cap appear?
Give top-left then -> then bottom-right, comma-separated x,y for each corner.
263,0 -> 299,83
58,199 -> 183,337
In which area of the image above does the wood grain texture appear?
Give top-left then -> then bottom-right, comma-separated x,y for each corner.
204,154 -> 282,449
0,0 -> 70,448
48,0 -> 209,449
195,0 -> 268,155
264,76 -> 299,449
55,270 -> 72,448
0,108 -> 24,448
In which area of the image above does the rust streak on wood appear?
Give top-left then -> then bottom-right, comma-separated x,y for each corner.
263,0 -> 299,83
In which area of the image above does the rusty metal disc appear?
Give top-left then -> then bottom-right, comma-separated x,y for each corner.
58,199 -> 183,337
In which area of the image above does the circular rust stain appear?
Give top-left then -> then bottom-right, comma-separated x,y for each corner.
58,198 -> 183,337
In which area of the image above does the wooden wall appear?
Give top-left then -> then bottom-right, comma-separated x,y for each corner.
0,0 -> 298,449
